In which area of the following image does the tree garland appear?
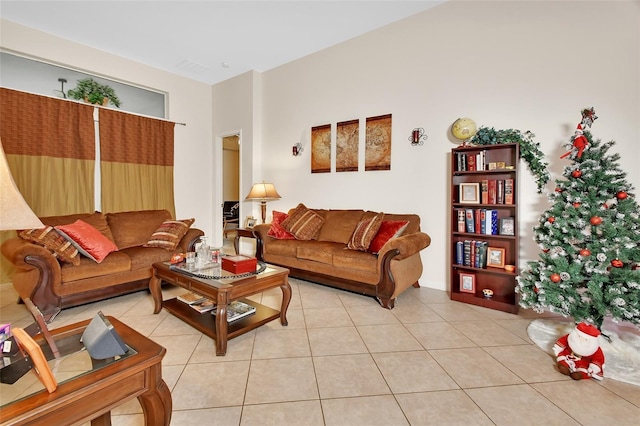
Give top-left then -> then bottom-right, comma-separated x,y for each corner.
469,127 -> 550,193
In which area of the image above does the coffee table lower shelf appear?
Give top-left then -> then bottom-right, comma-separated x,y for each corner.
162,298 -> 280,341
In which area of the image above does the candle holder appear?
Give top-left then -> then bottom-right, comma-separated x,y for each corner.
409,128 -> 427,146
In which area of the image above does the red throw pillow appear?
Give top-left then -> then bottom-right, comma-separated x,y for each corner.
368,220 -> 409,254
268,211 -> 296,240
56,220 -> 119,263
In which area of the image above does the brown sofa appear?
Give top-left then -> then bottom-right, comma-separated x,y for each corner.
253,208 -> 431,309
1,210 -> 203,321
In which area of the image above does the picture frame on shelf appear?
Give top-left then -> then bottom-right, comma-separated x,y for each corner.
459,183 -> 480,204
244,216 -> 256,228
487,247 -> 506,268
459,272 -> 476,293
499,217 -> 515,236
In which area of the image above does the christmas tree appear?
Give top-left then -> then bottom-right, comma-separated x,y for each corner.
516,108 -> 640,330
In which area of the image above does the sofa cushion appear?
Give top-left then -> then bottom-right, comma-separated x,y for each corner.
56,220 -> 119,263
267,211 -> 295,240
347,212 -> 384,251
281,203 -> 324,241
119,246 -> 174,271
333,248 -> 378,273
143,218 -> 195,250
368,220 -> 409,254
19,227 -> 81,265
60,251 -> 131,282
296,241 -> 335,265
107,210 -> 172,249
40,211 -> 115,243
317,210 -> 366,244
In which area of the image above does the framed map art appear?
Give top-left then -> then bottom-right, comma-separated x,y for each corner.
365,114 -> 392,171
311,124 -> 331,173
336,119 -> 359,172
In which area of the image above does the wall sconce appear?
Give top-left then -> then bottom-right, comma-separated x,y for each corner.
292,143 -> 304,156
409,128 -> 427,146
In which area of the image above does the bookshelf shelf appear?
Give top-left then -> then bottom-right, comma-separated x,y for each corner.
450,143 -> 520,313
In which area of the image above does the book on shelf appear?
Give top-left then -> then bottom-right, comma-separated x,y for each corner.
465,209 -> 475,233
212,300 -> 257,322
456,241 -> 464,265
467,154 -> 476,171
484,210 -> 499,235
504,178 -> 514,204
457,209 -> 466,232
177,291 -> 207,305
190,298 -> 216,313
488,180 -> 497,204
481,179 -> 488,204
497,180 -> 505,204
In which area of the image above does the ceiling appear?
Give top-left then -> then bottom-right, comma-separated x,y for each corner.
0,1 -> 445,85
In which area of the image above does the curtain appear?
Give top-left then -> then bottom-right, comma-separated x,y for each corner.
0,88 -> 95,216
98,108 -> 175,217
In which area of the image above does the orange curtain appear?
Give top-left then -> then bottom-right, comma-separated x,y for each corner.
0,88 -> 95,216
98,108 -> 175,217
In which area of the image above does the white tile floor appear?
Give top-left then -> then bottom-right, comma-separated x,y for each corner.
1,243 -> 639,425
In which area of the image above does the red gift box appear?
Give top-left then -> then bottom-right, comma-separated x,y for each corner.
222,255 -> 258,274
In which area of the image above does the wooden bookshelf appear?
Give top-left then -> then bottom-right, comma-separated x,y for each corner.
450,143 -> 520,313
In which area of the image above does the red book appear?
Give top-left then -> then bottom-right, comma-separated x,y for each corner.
488,180 -> 497,204
467,155 -> 476,171
474,209 -> 481,234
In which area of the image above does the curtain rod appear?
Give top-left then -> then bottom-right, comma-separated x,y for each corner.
1,87 -> 187,126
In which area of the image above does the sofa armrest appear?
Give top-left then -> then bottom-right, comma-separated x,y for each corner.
253,224 -> 273,261
1,237 -> 63,319
176,228 -> 205,253
377,231 -> 431,262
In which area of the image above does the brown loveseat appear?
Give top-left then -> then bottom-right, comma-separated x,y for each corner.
1,210 -> 203,321
253,207 -> 431,309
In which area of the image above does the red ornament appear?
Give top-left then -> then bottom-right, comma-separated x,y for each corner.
572,170 -> 582,178
590,216 -> 602,225
534,287 -> 539,294
579,249 -> 591,257
611,259 -> 624,268
573,202 -> 581,208
548,217 -> 556,223
550,273 -> 561,283
616,191 -> 628,200
555,187 -> 563,193
602,203 -> 609,209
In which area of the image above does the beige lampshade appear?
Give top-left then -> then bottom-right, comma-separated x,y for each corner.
245,182 -> 281,201
0,140 -> 44,230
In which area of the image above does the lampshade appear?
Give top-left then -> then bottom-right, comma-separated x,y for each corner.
245,182 -> 281,201
0,140 -> 44,231
245,182 -> 281,224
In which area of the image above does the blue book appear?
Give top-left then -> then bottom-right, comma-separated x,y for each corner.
456,241 -> 464,265
484,210 -> 499,235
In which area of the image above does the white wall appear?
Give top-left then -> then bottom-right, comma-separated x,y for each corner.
252,1 -> 639,291
0,19 -> 216,236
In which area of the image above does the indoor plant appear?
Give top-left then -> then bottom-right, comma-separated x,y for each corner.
469,127 -> 549,193
67,78 -> 121,107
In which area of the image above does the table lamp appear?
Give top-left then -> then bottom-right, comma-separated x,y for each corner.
245,182 -> 281,224
0,140 -> 43,231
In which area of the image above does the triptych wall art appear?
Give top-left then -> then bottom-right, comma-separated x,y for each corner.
311,114 -> 392,174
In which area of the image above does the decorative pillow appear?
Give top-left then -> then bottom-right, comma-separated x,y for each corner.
347,212 -> 384,251
56,220 -> 119,263
280,203 -> 325,241
267,211 -> 296,240
19,227 -> 81,265
368,220 -> 409,254
143,218 -> 195,251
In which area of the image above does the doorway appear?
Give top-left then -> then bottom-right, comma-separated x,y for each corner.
222,134 -> 240,251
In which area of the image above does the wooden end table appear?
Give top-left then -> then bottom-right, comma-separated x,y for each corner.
150,262 -> 291,356
234,228 -> 256,254
0,316 -> 171,426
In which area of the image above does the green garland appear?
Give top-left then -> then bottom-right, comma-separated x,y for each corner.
470,127 -> 550,193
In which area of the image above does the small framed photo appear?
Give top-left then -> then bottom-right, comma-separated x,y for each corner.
487,247 -> 506,268
459,183 -> 480,204
244,216 -> 256,228
499,217 -> 515,236
459,272 -> 476,293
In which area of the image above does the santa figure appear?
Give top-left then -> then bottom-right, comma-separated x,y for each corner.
553,322 -> 605,380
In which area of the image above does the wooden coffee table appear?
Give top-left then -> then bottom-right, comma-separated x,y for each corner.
0,316 -> 171,425
150,262 -> 291,355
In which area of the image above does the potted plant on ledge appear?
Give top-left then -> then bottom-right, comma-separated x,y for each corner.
67,78 -> 121,107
